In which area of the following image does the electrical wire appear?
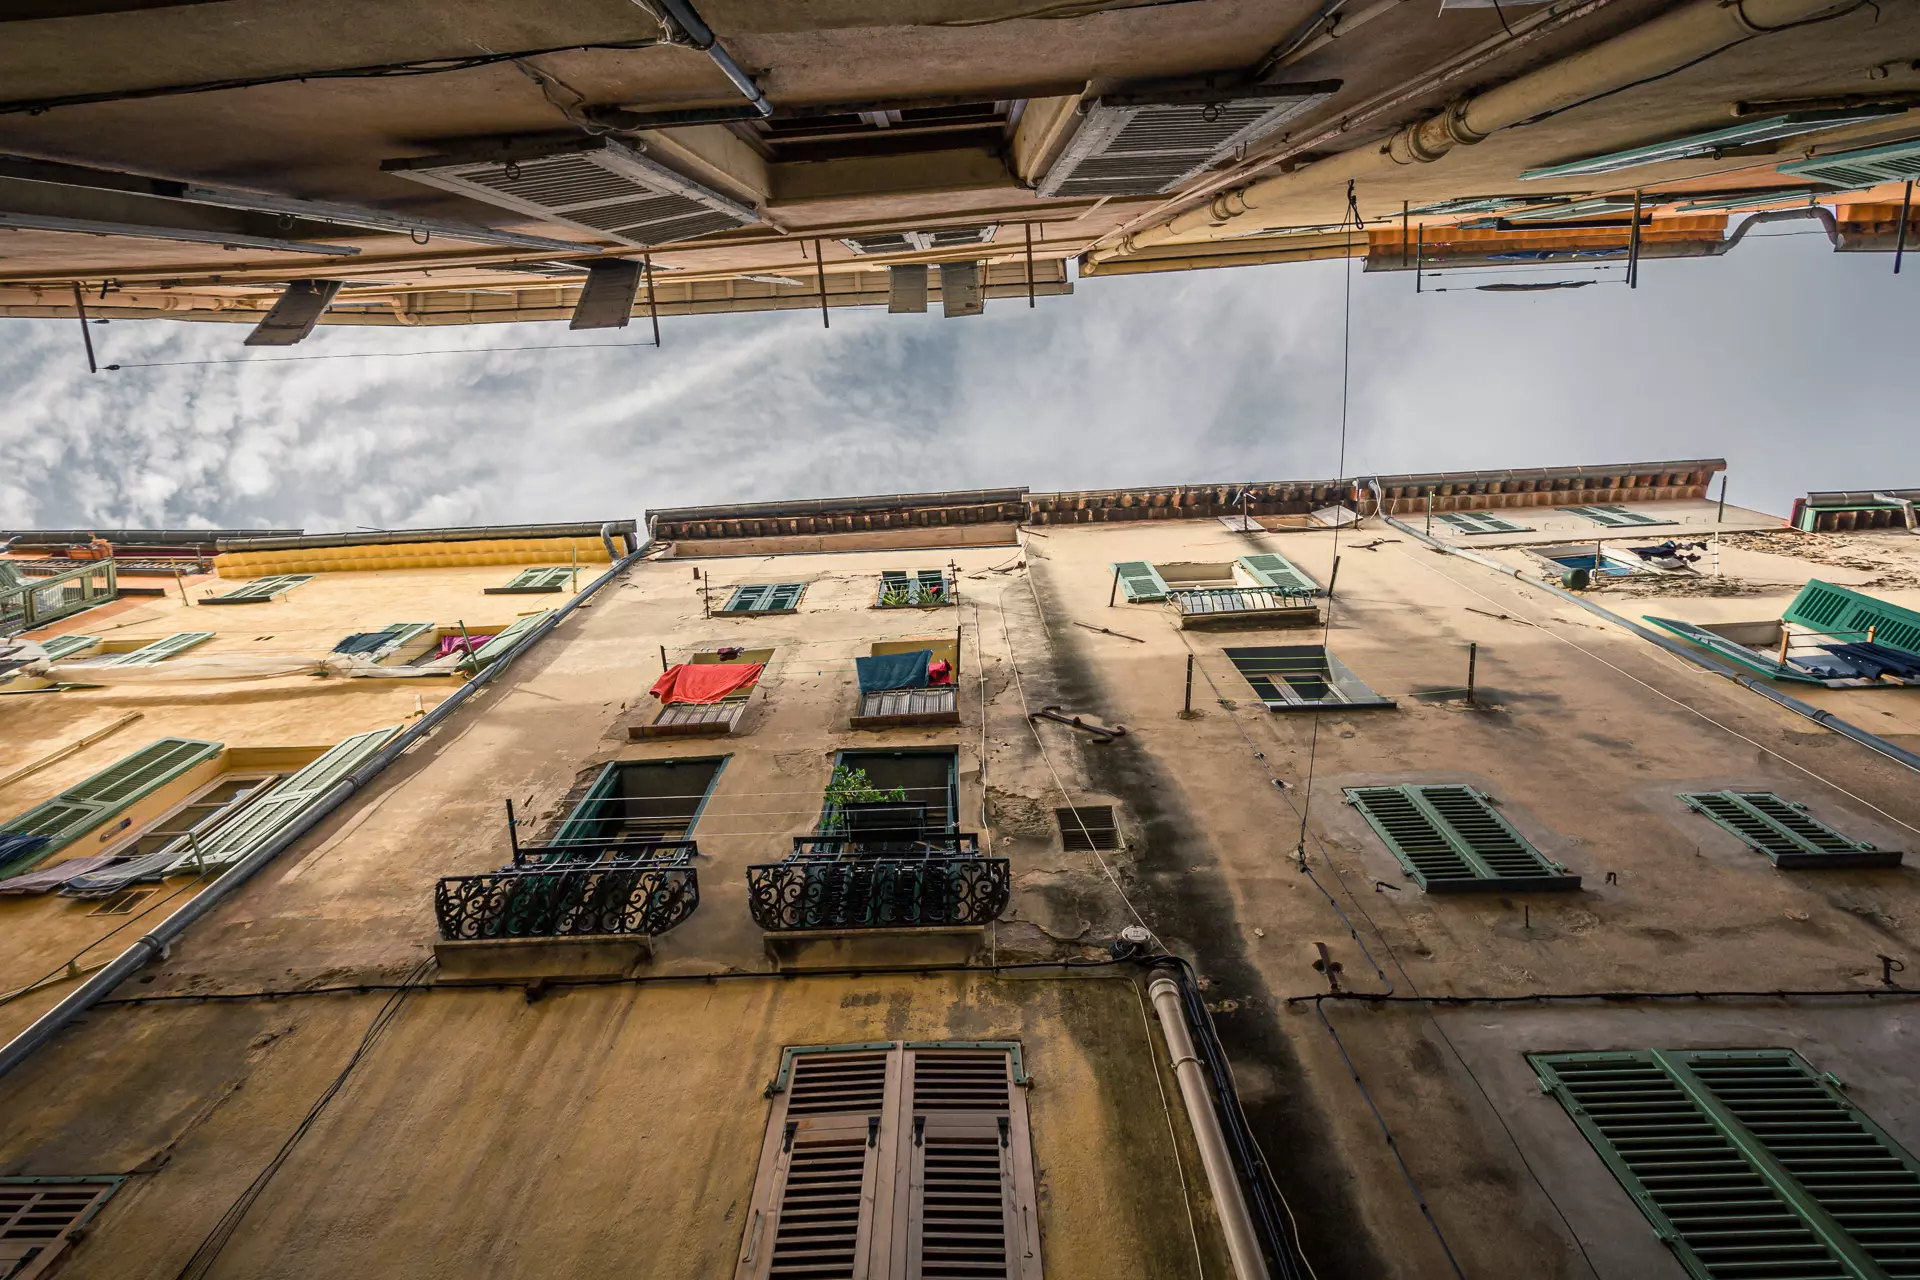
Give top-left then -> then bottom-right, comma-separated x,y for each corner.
105,340 -> 667,370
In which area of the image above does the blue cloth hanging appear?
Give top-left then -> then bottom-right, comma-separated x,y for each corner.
856,649 -> 931,694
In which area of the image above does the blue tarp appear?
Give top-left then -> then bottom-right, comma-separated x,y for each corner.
857,649 -> 931,695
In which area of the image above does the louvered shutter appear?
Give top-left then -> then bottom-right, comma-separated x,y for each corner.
1344,784 -> 1578,891
162,725 -> 401,872
739,1048 -> 900,1280
1643,617 -> 1823,683
61,776 -> 280,894
0,1179 -> 121,1278
1783,581 -> 1920,654
37,635 -> 99,660
1109,562 -> 1169,603
766,584 -> 805,612
1039,88 -> 1338,198
466,611 -> 554,668
1531,1049 -> 1920,1280
487,567 -> 572,594
99,632 -> 215,666
726,585 -> 772,613
205,574 -> 313,603
1436,512 -> 1530,535
1561,505 -> 1663,528
1779,136 -> 1920,188
896,1047 -> 1041,1280
1237,553 -> 1319,595
0,738 -> 222,869
369,622 -> 433,658
1680,791 -> 1899,868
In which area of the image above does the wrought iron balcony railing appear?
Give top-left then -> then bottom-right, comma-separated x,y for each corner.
1169,586 -> 1316,618
747,838 -> 1007,932
434,839 -> 699,941
1,560 -> 117,636
790,833 -> 980,859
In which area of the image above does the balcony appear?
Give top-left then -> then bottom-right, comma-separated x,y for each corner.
433,839 -> 700,942
1,560 -> 117,635
746,833 -> 1008,932
1170,586 -> 1318,630
853,685 -> 958,728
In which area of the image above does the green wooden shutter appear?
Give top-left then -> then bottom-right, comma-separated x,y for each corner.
1779,136 -> 1920,187
98,632 -> 215,666
371,621 -> 433,658
204,574 -> 313,604
1531,1048 -> 1920,1280
163,724 -> 402,872
1783,581 -> 1920,654
1109,562 -> 1170,603
1344,784 -> 1578,891
0,737 -> 222,868
1437,511 -> 1531,535
485,567 -> 572,594
37,635 -> 100,660
1680,791 -> 1899,869
1237,553 -> 1320,595
1643,616 -> 1825,683
899,1046 -> 1042,1280
1561,504 -> 1665,528
765,583 -> 805,611
725,584 -> 773,613
467,610 -> 554,668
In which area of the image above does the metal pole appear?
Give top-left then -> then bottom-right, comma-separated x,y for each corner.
644,252 -> 661,345
1414,224 -> 1424,294
1146,976 -> 1271,1280
1425,490 -> 1434,537
1627,190 -> 1643,289
571,543 -> 580,594
661,643 -> 669,672
71,283 -> 97,374
1401,200 -> 1409,269
1326,554 -> 1341,600
813,239 -> 830,329
1466,642 -> 1478,705
1896,180 -> 1913,276
1716,475 -> 1727,523
1184,653 -> 1194,714
457,618 -> 475,668
506,797 -> 522,865
1024,222 -> 1036,308
1108,570 -> 1120,607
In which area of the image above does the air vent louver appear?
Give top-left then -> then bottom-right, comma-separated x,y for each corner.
382,137 -> 758,249
1780,136 -> 1920,189
1038,82 -> 1340,198
841,225 -> 997,255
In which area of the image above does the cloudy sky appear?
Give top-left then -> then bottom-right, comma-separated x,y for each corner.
1,226 -> 1911,534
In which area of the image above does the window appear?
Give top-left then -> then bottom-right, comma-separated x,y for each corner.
1530,1048 -> 1920,1280
1560,504 -> 1668,528
1055,805 -> 1118,851
739,1043 -> 1041,1280
643,648 -> 771,737
200,574 -> 312,604
1344,784 -> 1579,891
722,583 -> 805,614
1227,646 -> 1393,711
1114,556 -> 1320,609
1784,579 -> 1920,653
1435,511 -> 1532,535
0,1177 -> 122,1278
1530,547 -> 1643,578
0,738 -> 224,876
877,569 -> 953,608
485,566 -> 573,595
549,757 -> 726,849
331,622 -> 434,662
1679,790 -> 1900,868
35,634 -> 99,660
79,632 -> 215,666
854,640 -> 960,728
825,749 -> 959,837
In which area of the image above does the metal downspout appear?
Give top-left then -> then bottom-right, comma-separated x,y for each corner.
1147,975 -> 1272,1280
653,0 -> 772,118
1365,480 -> 1920,775
0,541 -> 648,1082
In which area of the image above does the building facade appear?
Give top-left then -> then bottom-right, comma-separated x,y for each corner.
2,459 -> 1919,1278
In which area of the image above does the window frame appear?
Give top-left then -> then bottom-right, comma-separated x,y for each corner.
549,756 -> 730,850
485,567 -> 573,595
823,748 -> 960,837
1225,646 -> 1395,711
1435,511 -> 1533,535
723,583 -> 806,615
200,574 -> 312,604
1560,504 -> 1668,528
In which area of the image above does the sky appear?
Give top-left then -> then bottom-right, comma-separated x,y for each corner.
1,225 -> 1912,535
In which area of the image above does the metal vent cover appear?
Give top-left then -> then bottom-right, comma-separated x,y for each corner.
1055,805 -> 1119,851
939,261 -> 983,317
889,263 -> 929,313
382,137 -> 758,249
1038,82 -> 1340,198
841,225 -> 997,255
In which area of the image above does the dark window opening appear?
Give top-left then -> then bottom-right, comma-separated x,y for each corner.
553,757 -> 725,847
1055,806 -> 1119,851
1227,646 -> 1393,710
826,749 -> 958,836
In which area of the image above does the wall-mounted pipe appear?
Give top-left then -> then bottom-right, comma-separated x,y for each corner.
1110,0 -> 1850,255
653,0 -> 772,118
1365,479 -> 1920,776
0,541 -> 647,1083
1147,974 -> 1272,1280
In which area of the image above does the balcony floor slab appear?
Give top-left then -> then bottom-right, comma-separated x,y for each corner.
433,934 -> 654,983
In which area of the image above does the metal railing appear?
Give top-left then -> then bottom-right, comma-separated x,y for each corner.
746,845 -> 1008,932
1170,586 -> 1315,618
434,839 -> 699,940
1,560 -> 116,636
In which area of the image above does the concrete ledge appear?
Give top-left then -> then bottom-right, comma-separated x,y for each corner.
762,926 -> 985,970
433,934 -> 654,983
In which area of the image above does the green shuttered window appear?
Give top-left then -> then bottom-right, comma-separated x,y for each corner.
1237,553 -> 1319,595
202,574 -> 312,604
1110,561 -> 1170,603
466,611 -> 553,668
0,738 -> 223,870
95,632 -> 215,666
1436,511 -> 1533,535
1680,791 -> 1900,869
1783,581 -> 1920,654
485,567 -> 573,594
36,634 -> 100,660
1561,504 -> 1667,528
724,583 -> 805,614
877,569 -> 952,608
1531,1048 -> 1920,1280
1344,784 -> 1578,891
1643,617 -> 1824,684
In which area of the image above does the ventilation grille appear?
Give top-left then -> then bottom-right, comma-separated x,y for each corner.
0,1180 -> 118,1260
915,1051 -> 1011,1111
1780,137 -> 1920,189
920,1132 -> 1009,1277
1039,84 -> 1339,198
842,225 -> 997,255
383,138 -> 758,249
788,1050 -> 889,1115
1055,805 -> 1119,851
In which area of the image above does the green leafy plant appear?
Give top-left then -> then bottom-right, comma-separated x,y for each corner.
879,587 -> 912,608
824,765 -> 908,808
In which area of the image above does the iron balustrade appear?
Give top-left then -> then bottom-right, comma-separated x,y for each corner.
746,833 -> 1007,931
1,560 -> 117,636
1169,586 -> 1315,618
434,839 -> 700,940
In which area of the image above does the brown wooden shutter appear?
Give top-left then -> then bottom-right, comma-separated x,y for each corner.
738,1049 -> 903,1280
895,1048 -> 1042,1280
0,1179 -> 120,1280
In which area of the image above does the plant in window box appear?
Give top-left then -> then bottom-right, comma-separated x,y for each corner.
823,765 -> 908,808
880,587 -> 913,608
